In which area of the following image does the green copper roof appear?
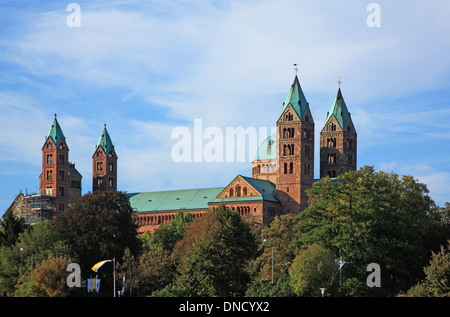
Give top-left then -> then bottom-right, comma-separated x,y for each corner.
254,133 -> 277,161
241,176 -> 278,202
279,75 -> 308,120
46,115 -> 65,146
97,125 -> 114,155
128,187 -> 225,213
129,176 -> 280,214
324,88 -> 350,129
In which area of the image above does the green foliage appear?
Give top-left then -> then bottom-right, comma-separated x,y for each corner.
255,214 -> 301,283
0,208 -> 28,247
422,241 -> 450,296
53,191 -> 141,277
152,211 -> 194,251
174,204 -> 257,297
295,166 -> 445,296
150,284 -> 189,297
0,220 -> 72,296
289,244 -> 337,297
134,246 -> 177,296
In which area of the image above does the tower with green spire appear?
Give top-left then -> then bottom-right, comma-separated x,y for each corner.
40,114 -> 70,213
92,124 -> 117,192
276,74 -> 315,214
320,85 -> 357,178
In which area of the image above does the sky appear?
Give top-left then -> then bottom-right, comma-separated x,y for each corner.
1,0 -> 450,216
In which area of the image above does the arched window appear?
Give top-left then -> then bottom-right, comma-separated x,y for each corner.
236,186 -> 241,197
243,187 -> 247,196
289,162 -> 293,174
284,163 -> 287,174
230,188 -> 234,197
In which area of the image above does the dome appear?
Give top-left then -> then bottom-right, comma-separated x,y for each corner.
254,133 -> 277,161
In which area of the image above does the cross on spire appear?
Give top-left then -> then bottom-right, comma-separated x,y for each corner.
337,77 -> 342,88
294,64 -> 299,76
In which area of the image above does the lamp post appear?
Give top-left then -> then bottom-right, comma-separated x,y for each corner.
320,288 -> 326,297
20,248 -> 33,276
263,239 -> 273,284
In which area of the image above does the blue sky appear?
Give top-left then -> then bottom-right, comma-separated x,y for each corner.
1,0 -> 450,216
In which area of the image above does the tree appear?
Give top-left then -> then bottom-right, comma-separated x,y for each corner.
0,208 -> 28,247
403,240 -> 450,297
254,214 -> 300,283
289,244 -> 337,297
174,204 -> 257,297
295,166 -> 444,296
134,246 -> 177,296
116,247 -> 140,297
52,191 -> 141,280
422,240 -> 450,297
152,211 -> 194,251
31,256 -> 72,297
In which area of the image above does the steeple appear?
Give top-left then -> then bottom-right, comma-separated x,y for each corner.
93,124 -> 117,192
320,82 -> 357,179
96,124 -> 114,156
46,114 -> 65,146
324,88 -> 350,130
279,75 -> 309,121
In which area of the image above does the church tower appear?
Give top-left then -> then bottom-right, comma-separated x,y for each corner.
276,75 -> 314,214
92,124 -> 117,192
320,85 -> 357,178
40,114 -> 70,213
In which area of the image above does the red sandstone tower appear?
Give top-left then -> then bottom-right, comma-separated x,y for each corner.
276,75 -> 315,214
320,86 -> 357,178
39,114 -> 70,213
92,124 -> 117,192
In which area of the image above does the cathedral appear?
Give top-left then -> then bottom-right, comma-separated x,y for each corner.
8,74 -> 357,232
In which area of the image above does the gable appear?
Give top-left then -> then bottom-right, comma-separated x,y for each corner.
277,103 -> 301,123
213,175 -> 279,203
321,115 -> 343,133
216,175 -> 261,199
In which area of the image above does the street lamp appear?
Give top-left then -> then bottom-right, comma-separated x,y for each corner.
263,239 -> 273,285
320,288 -> 326,297
20,248 -> 33,276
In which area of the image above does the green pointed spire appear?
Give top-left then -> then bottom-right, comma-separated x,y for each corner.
280,75 -> 309,120
97,124 -> 114,155
324,88 -> 350,129
46,114 -> 65,146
